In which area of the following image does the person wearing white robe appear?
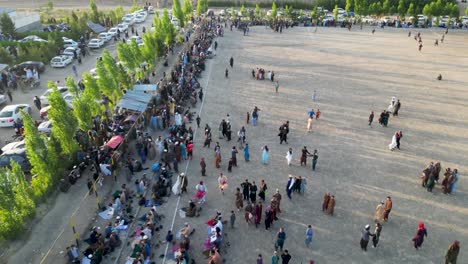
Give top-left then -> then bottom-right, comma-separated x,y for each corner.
285,148 -> 293,166
388,132 -> 398,150
175,112 -> 182,126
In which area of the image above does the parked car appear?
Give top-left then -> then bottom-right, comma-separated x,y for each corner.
39,87 -> 69,105
1,139 -> 26,153
88,38 -> 105,49
40,102 -> 72,119
122,16 -> 135,26
19,35 -> 47,43
0,148 -> 31,172
62,93 -> 75,104
62,47 -> 81,58
63,37 -> 79,48
135,14 -> 146,23
38,120 -> 52,135
117,23 -> 128,33
50,55 -> 73,68
98,32 -> 112,42
129,36 -> 143,44
220,10 -> 226,16
148,6 -> 155,14
9,61 -> 46,76
108,27 -> 118,37
0,104 -> 31,127
0,95 -> 6,105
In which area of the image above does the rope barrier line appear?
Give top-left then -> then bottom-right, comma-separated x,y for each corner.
161,40 -> 216,264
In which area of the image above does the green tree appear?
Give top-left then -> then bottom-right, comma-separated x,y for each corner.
397,0 -> 406,19
115,6 -> 124,21
0,47 -> 14,66
202,0 -> 208,13
0,162 -> 35,240
89,0 -> 100,23
272,2 -> 277,18
173,0 -> 185,28
255,4 -> 260,17
345,0 -> 353,14
118,42 -> 138,71
82,73 -> 101,100
466,7 -> 468,16
47,82 -> 79,155
72,92 -> 100,132
240,5 -> 246,17
0,13 -> 16,38
333,4 -> 339,21
161,9 -> 176,47
407,3 -> 417,24
101,49 -> 123,101
196,0 -> 203,16
183,0 -> 193,21
21,110 -> 53,199
382,0 -> 390,15
130,0 -> 142,13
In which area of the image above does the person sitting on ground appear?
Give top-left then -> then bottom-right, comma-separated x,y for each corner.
437,74 -> 442,80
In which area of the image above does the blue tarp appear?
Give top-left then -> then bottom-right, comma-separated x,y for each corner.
86,21 -> 106,33
133,84 -> 158,92
116,90 -> 153,112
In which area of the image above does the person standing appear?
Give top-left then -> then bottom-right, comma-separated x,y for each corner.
241,179 -> 251,201
372,223 -> 382,248
412,222 -> 428,250
300,146 -> 311,166
286,176 -> 294,199
275,81 -> 279,93
322,192 -> 330,212
259,179 -> 268,201
360,224 -> 372,251
225,68 -> 229,78
231,146 -> 238,166
254,201 -> 263,228
273,189 -> 282,213
271,251 -> 280,264
305,225 -> 314,247
396,130 -> 403,149
235,187 -> 243,210
369,111 -> 374,126
311,150 -> 318,171
252,107 -> 260,126
383,196 -> 392,222
218,173 -> 228,195
316,109 -> 321,120
307,109 -> 315,132
244,143 -> 250,162
196,115 -> 201,128
230,210 -> 236,228
200,157 -> 206,176
33,96 -> 41,110
281,250 -> 291,264
214,142 -> 221,168
374,201 -> 385,224
262,146 -> 269,164
275,227 -> 286,251
246,111 -> 250,124
445,240 -> 460,264
326,195 -> 335,216
229,56 -> 234,68
450,169 -> 459,194
285,148 -> 293,166
250,181 -> 258,203
257,254 -> 263,264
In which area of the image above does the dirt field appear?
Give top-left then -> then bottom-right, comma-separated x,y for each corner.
146,25 -> 467,264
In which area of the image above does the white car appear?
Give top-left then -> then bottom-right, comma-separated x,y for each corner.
88,38 -> 105,49
39,87 -> 69,105
0,95 -> 6,105
50,55 -> 73,68
62,47 -> 81,58
38,120 -> 52,135
108,27 -> 118,37
122,17 -> 135,26
220,10 -> 226,16
63,37 -> 79,48
98,32 -> 112,42
117,23 -> 128,32
1,140 -> 26,153
135,14 -> 146,23
0,104 -> 31,127
62,93 -> 75,103
337,8 -> 345,14
148,6 -> 155,14
19,35 -> 47,43
129,36 -> 143,44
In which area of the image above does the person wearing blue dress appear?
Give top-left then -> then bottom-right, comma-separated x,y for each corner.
262,146 -> 269,164
244,144 -> 250,161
